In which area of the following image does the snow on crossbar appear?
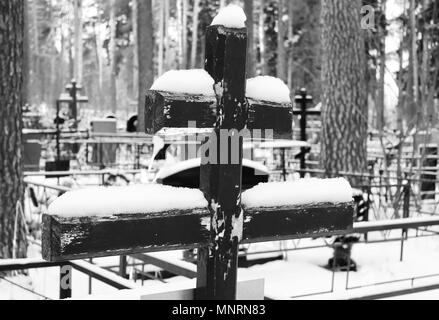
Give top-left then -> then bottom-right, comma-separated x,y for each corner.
42,179 -> 354,262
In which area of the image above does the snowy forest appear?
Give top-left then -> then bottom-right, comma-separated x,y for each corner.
1,0 -> 439,302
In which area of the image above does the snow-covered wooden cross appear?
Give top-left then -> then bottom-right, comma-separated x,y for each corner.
42,5 -> 354,300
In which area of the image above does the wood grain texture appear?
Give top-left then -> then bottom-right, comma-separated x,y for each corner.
144,90 -> 217,134
246,98 -> 293,139
200,24 -> 248,300
242,202 -> 354,243
41,202 -> 354,262
42,208 -> 211,262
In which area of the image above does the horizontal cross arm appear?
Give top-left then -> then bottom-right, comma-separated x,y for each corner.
42,209 -> 211,262
42,202 -> 354,262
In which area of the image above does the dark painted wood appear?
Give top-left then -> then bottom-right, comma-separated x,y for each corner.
0,259 -> 64,272
198,24 -> 248,300
246,98 -> 293,139
41,202 -> 355,261
292,109 -> 321,116
119,255 -> 128,279
242,202 -> 354,243
42,209 -> 211,262
144,91 -> 216,134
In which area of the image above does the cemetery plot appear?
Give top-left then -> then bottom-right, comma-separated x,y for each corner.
41,4 -> 355,300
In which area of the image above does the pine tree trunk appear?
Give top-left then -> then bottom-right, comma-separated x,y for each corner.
137,0 -> 154,132
73,0 -> 83,84
277,0 -> 286,81
320,0 -> 368,182
93,21 -> 103,111
376,0 -> 386,131
259,0 -> 266,74
22,0 -> 29,105
0,0 -> 26,259
287,0 -> 294,89
132,0 -> 139,101
190,0 -> 200,69
164,0 -> 170,71
158,0 -> 164,75
182,0 -> 188,69
109,0 -> 117,114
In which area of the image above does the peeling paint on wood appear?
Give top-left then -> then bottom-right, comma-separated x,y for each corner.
41,202 -> 353,263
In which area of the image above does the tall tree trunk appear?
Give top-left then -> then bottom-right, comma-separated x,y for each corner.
73,0 -> 83,84
321,0 -> 368,182
177,0 -> 187,69
287,0 -> 294,89
93,21 -> 103,112
164,0 -> 170,71
109,0 -> 117,114
376,0 -> 386,131
132,0 -> 139,101
177,0 -> 183,68
182,0 -> 188,69
420,0 -> 430,120
259,0 -> 266,74
408,0 -> 418,121
244,0 -> 255,77
137,0 -> 154,132
158,0 -> 164,75
396,35 -> 405,132
277,0 -> 286,81
0,0 -> 26,259
30,0 -> 40,103
22,0 -> 29,105
190,0 -> 200,68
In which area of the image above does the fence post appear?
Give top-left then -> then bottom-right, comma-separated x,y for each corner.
119,255 -> 128,279
401,182 -> 411,261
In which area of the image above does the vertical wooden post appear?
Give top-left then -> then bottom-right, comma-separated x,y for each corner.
198,24 -> 247,300
119,255 -> 128,279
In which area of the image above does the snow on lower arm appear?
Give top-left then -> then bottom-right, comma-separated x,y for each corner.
210,4 -> 247,29
150,69 -> 215,96
48,185 -> 208,217
241,178 -> 353,208
246,76 -> 291,103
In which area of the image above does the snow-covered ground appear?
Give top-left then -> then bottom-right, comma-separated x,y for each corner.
241,231 -> 439,299
2,230 -> 439,300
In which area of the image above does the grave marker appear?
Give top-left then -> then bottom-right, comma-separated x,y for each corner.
42,5 -> 354,300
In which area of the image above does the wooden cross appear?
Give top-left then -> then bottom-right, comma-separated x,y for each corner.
293,88 -> 319,177
42,19 -> 353,300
